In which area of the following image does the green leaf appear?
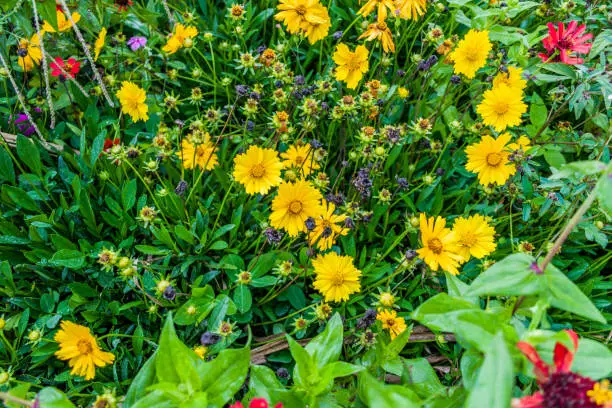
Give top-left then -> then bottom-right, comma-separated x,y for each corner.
38,388 -> 77,408
122,179 -> 137,211
16,135 -> 42,176
124,353 -> 158,407
358,372 -> 421,408
465,253 -> 541,296
37,0 -> 59,32
198,347 -> 250,407
50,250 -> 85,269
411,293 -> 479,332
133,324 -> 144,355
4,185 -> 39,211
595,162 -> 612,218
0,148 -> 15,184
287,335 -> 316,388
529,93 -> 547,128
305,313 -> 343,369
233,285 -> 252,314
401,358 -> 445,399
135,245 -> 170,255
536,337 -> 612,380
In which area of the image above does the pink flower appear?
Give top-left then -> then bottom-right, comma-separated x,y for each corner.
538,21 -> 593,65
50,57 -> 81,78
229,397 -> 283,408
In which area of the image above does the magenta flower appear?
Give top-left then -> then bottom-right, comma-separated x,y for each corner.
127,36 -> 147,51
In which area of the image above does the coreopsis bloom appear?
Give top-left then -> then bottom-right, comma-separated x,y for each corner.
308,201 -> 349,250
452,214 -> 496,260
333,44 -> 369,89
275,0 -> 330,43
476,84 -> 527,131
465,133 -> 516,186
312,252 -> 361,302
50,57 -> 81,78
301,3 -> 331,44
177,137 -> 218,171
449,29 -> 491,79
357,0 -> 395,21
230,397 -> 283,408
281,143 -> 320,176
162,24 -> 198,54
116,82 -> 149,122
417,213 -> 464,275
493,66 -> 527,91
42,7 -> 81,33
54,321 -> 115,380
513,330 -> 612,408
508,135 -> 531,151
358,20 -> 395,53
269,180 -> 323,237
538,21 -> 593,65
94,28 -> 107,61
233,145 -> 283,195
17,34 -> 43,71
376,309 -> 407,339
395,0 -> 427,21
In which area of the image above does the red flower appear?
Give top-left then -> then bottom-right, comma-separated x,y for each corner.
103,138 -> 121,152
538,21 -> 593,65
50,57 -> 81,78
229,398 -> 283,408
512,330 -> 607,408
115,0 -> 134,11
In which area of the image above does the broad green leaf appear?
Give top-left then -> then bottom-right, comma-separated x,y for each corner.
358,372 -> 421,408
305,313 -> 343,368
401,358 -> 445,398
287,335 -> 316,388
199,347 -> 250,407
37,0 -> 59,32
16,134 -> 42,176
122,179 -> 137,211
249,366 -> 304,408
465,253 -> 541,296
530,93 -> 547,128
38,388 -> 77,408
411,293 -> 478,332
0,148 -> 15,183
233,285 -> 252,314
50,250 -> 85,269
4,185 -> 39,211
124,353 -> 158,408
537,337 -> 612,380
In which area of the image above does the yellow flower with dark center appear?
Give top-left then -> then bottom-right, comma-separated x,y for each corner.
377,309 -> 407,339
281,143 -> 320,176
162,24 -> 198,54
395,0 -> 427,20
275,0 -> 330,43
492,66 -> 526,91
94,28 -> 107,61
269,180 -> 323,237
452,214 -> 497,260
449,29 -> 491,79
17,34 -> 43,72
233,145 -> 283,195
116,81 -> 149,122
416,213 -> 464,275
54,321 -> 115,380
308,201 -> 348,250
301,3 -> 331,44
312,252 -> 361,302
177,136 -> 218,171
357,0 -> 395,21
42,9 -> 81,33
333,43 -> 369,89
507,135 -> 531,151
359,19 -> 395,53
465,133 -> 516,186
476,84 -> 527,131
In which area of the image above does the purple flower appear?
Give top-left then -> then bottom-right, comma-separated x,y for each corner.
127,36 -> 147,51
9,112 -> 37,136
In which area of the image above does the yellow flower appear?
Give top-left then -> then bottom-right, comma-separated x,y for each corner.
452,214 -> 497,260
587,380 -> 612,406
416,213 -> 464,275
54,321 -> 115,380
333,43 -> 369,89
43,9 -> 81,33
358,19 -> 395,53
507,135 -> 531,151
162,24 -> 198,54
177,136 -> 218,171
397,87 -> 409,98
377,309 -> 407,339
449,29 -> 491,79
492,66 -> 526,91
312,252 -> 361,302
193,345 -> 208,359
269,180 -> 323,237
281,143 -> 320,176
275,0 -> 329,43
233,145 -> 283,195
308,201 -> 348,250
357,0 -> 395,21
395,0 -> 427,20
17,33 -> 43,72
476,84 -> 527,131
116,81 -> 149,122
301,3 -> 331,44
465,133 -> 516,186
94,28 -> 107,61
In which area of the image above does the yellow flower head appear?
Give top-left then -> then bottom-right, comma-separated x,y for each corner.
177,136 -> 218,171
162,24 -> 198,54
587,380 -> 612,406
492,66 -> 526,91
465,133 -> 516,186
358,20 -> 395,54
17,33 -> 43,71
269,180 -> 323,237
397,87 -> 409,98
54,321 -> 115,380
312,252 -> 361,302
301,3 -> 331,44
94,28 -> 107,61
507,135 -> 531,151
308,201 -> 349,250
116,81 -> 149,122
476,84 -> 527,131
233,145 -> 284,195
43,9 -> 81,33
275,0 -> 330,43
377,309 -> 407,339
450,29 -> 491,79
452,214 -> 497,260
416,213 -> 465,275
333,43 -> 369,89
395,0 -> 427,21
357,0 -> 395,20
281,143 -> 320,176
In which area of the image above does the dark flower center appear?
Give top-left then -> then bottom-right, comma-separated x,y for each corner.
541,372 -> 597,408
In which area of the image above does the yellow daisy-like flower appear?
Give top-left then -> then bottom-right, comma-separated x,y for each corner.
17,33 -> 43,72
492,66 -> 527,91
452,214 -> 497,260
94,28 -> 107,61
269,180 -> 323,237
162,23 -> 198,54
43,9 -> 81,33
416,213 -> 465,275
308,201 -> 349,250
377,309 -> 407,339
301,3 -> 331,44
116,81 -> 149,122
54,321 -> 115,380
281,143 -> 320,176
587,380 -> 612,406
275,0 -> 329,42
450,29 -> 491,79
395,0 -> 427,21
177,136 -> 218,171
333,43 -> 369,89
358,19 -> 395,53
507,135 -> 531,151
357,0 -> 395,21
233,145 -> 283,195
476,84 -> 527,131
465,133 -> 516,186
312,252 -> 361,302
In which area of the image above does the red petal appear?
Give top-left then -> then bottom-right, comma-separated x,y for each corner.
274,404 -> 283,408
566,20 -> 577,37
229,403 -> 244,408
566,330 -> 579,351
557,22 -> 564,40
553,330 -> 578,372
546,22 -> 558,46
572,24 -> 587,38
248,398 -> 269,408
517,342 -> 550,383
511,393 -> 544,408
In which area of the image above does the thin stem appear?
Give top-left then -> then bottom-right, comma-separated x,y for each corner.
0,392 -> 33,408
